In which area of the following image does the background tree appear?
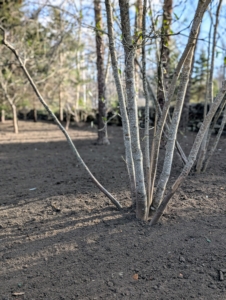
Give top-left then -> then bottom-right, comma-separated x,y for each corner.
157,0 -> 173,109
0,0 -> 24,128
94,0 -> 109,145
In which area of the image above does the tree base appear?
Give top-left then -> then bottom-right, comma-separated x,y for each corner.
95,137 -> 110,145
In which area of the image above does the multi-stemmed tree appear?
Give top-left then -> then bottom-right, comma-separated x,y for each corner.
1,0 -> 226,226
104,0 -> 226,224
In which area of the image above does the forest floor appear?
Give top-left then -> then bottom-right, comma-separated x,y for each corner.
0,120 -> 226,300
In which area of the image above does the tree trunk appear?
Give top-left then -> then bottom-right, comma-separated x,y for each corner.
151,80 -> 226,225
180,27 -> 200,132
153,49 -> 194,210
94,0 -> 110,145
66,112 -> 71,131
119,0 -> 147,219
142,0 -> 150,209
59,53 -> 63,122
148,0 -> 211,214
1,109 -> 5,123
134,0 -> 143,94
33,100 -> 37,122
105,0 -> 136,203
157,0 -> 173,108
203,107 -> 226,171
59,88 -> 64,122
196,0 -> 223,173
11,103 -> 19,134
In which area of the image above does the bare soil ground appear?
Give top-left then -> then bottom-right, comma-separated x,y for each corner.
0,120 -> 226,300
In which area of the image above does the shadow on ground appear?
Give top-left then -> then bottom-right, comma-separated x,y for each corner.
0,121 -> 226,300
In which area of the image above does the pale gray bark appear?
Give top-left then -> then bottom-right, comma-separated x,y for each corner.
142,0 -> 150,204
59,88 -> 64,122
208,0 -> 222,105
153,49 -> 194,210
181,26 -> 201,132
134,0 -> 143,95
119,0 -> 147,219
0,77 -> 19,134
157,0 -> 211,126
59,44 -> 64,122
135,58 -> 188,164
150,80 -> 226,225
209,95 -> 226,135
65,112 -> 71,131
105,0 -> 136,203
11,103 -> 19,134
195,17 -> 212,172
0,26 -> 122,210
204,11 -> 213,118
104,49 -> 110,86
149,0 -> 211,211
203,105 -> 226,171
1,109 -> 5,123
196,0 -> 223,173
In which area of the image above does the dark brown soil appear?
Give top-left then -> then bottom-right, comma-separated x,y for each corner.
0,120 -> 226,300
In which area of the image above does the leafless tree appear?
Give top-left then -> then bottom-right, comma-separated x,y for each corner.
1,0 -> 225,226
104,0 -> 220,224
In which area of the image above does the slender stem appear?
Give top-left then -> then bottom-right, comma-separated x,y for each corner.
0,26 -> 122,210
119,0 -> 147,220
105,0 -> 136,203
142,0 -> 150,215
153,49 -> 194,210
150,80 -> 226,225
149,0 -> 211,209
196,0 -> 223,173
203,104 -> 226,171
135,58 -> 187,165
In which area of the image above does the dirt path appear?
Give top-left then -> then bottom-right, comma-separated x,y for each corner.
0,120 -> 226,300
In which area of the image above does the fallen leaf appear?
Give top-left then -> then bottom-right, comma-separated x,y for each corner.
132,273 -> 139,280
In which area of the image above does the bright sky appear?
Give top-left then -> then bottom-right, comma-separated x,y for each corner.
23,0 -> 226,79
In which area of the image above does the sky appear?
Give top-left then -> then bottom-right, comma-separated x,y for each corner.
23,0 -> 226,79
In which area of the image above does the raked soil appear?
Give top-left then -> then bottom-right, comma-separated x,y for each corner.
0,120 -> 226,300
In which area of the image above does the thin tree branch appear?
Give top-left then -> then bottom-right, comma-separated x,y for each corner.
105,0 -> 136,204
0,25 -> 122,211
150,80 -> 226,225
